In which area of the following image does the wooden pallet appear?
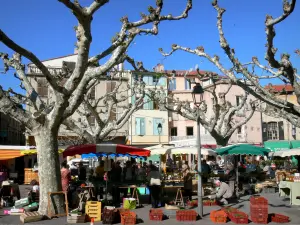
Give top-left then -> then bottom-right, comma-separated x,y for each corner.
20,211 -> 43,224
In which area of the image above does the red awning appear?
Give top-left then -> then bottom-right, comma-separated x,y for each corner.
63,144 -> 150,158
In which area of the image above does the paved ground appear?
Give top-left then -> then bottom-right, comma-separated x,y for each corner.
0,185 -> 300,224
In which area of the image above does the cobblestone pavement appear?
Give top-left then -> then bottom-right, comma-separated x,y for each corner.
0,185 -> 300,225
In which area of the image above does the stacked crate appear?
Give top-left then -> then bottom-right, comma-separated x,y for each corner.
250,196 -> 268,224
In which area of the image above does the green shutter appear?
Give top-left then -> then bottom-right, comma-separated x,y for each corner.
131,95 -> 136,104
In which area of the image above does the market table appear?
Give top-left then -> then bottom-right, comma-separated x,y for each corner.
279,181 -> 300,205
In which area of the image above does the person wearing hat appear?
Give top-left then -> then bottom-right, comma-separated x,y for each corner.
211,179 -> 233,205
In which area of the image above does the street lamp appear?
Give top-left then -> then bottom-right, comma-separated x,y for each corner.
157,123 -> 162,144
192,82 -> 204,218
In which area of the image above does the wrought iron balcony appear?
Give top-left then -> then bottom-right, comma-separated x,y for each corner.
170,136 -> 195,141
27,65 -> 63,76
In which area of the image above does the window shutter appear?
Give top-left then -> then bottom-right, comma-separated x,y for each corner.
140,118 -> 145,135
149,100 -> 154,110
106,81 -> 111,93
159,77 -> 166,86
184,79 -> 188,90
143,95 -> 149,110
131,95 -> 136,104
278,121 -> 284,140
111,81 -> 116,91
143,76 -> 149,85
262,122 -> 268,141
148,76 -> 153,86
173,78 -> 176,90
135,118 -> 141,135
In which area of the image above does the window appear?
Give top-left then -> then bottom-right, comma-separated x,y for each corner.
153,76 -> 159,84
142,76 -> 153,85
135,117 -> 145,135
186,126 -> 194,136
109,108 -> 116,121
153,118 -> 163,135
266,122 -> 278,140
106,81 -> 116,92
143,95 -> 154,110
88,86 -> 96,100
158,77 -> 166,86
171,127 -> 177,136
237,127 -> 242,134
87,115 -> 95,126
185,79 -> 191,90
169,78 -> 177,91
236,96 -> 242,106
153,101 -> 159,110
37,78 -> 48,97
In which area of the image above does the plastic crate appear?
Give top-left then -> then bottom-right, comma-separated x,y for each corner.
149,209 -> 163,221
85,201 -> 101,222
203,200 -> 211,206
229,212 -> 248,224
121,212 -> 136,225
210,210 -> 227,223
222,207 -> 238,216
271,214 -> 289,223
176,210 -> 197,221
249,196 -> 268,205
119,208 -> 130,216
210,199 -> 219,206
250,204 -> 268,216
251,216 -> 268,224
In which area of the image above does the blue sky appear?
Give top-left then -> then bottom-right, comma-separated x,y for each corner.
0,0 -> 299,93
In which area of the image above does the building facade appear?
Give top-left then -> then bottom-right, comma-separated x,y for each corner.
26,54 -> 129,146
167,70 -> 263,147
262,85 -> 300,150
127,71 -> 169,147
0,112 -> 26,145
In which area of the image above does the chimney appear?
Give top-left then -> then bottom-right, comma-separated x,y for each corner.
74,47 -> 78,54
118,63 -> 124,71
154,63 -> 164,73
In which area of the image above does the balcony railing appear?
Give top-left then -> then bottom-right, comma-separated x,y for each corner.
170,136 -> 195,141
27,66 -> 63,76
237,133 -> 247,142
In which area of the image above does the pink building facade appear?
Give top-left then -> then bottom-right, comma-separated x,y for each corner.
168,71 -> 263,148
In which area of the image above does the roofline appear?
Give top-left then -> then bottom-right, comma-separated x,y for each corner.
27,53 -> 78,66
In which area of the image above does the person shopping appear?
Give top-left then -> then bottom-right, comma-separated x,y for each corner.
211,179 -> 233,205
147,165 -> 161,208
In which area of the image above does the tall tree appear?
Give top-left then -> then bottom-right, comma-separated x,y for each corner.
159,0 -> 300,127
150,72 -> 257,147
0,0 -> 192,215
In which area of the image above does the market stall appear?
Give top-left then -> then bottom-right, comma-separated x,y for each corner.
63,144 -> 150,158
215,144 -> 270,196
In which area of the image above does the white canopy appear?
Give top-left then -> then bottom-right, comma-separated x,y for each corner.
146,145 -> 217,156
167,146 -> 217,156
145,144 -> 174,155
269,148 -> 300,157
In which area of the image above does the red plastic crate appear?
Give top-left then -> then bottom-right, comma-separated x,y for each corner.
176,210 -> 197,221
250,205 -> 268,216
203,200 -> 211,206
149,209 -> 163,221
229,211 -> 248,224
121,212 -> 136,225
222,207 -> 238,216
210,210 -> 227,223
251,216 -> 268,224
250,196 -> 268,205
210,200 -> 219,206
271,214 -> 289,223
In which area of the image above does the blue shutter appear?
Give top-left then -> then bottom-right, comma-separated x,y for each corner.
135,118 -> 141,135
149,100 -> 154,110
185,79 -> 188,89
131,95 -> 136,104
148,76 -> 153,86
143,76 -> 149,85
140,118 -> 145,135
173,78 -> 176,90
143,95 -> 149,110
158,77 -> 166,86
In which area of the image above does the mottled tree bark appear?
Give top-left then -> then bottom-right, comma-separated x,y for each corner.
34,128 -> 63,216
